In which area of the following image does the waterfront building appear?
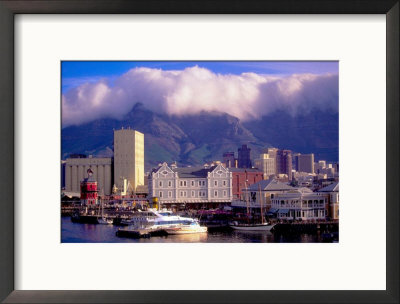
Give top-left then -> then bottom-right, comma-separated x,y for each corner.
298,154 -> 315,174
229,168 -> 264,199
238,144 -> 252,168
65,155 -> 112,195
234,178 -> 294,210
114,128 -> 144,193
80,169 -> 98,205
317,181 -> 339,220
270,188 -> 327,220
223,152 -> 236,168
254,153 -> 276,179
149,162 -> 233,208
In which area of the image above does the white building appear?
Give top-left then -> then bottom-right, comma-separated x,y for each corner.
270,187 -> 327,220
149,162 -> 232,206
254,153 -> 276,179
65,156 -> 112,195
113,128 -> 144,192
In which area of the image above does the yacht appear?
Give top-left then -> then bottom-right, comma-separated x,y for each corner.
97,217 -> 113,225
119,209 -> 207,235
120,210 -> 159,227
152,216 -> 207,235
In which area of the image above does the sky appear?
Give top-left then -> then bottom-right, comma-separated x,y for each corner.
62,61 -> 338,127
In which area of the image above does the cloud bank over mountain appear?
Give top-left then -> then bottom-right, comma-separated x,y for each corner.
62,66 -> 338,127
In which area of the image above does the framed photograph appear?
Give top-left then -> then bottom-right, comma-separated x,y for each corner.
0,0 -> 398,303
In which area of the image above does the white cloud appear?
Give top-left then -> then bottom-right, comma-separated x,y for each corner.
62,66 -> 338,127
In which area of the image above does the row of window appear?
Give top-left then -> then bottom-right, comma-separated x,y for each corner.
278,209 -> 326,218
158,190 -> 228,198
272,199 -> 325,208
157,180 -> 228,188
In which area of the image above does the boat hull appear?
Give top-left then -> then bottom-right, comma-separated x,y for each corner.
98,218 -> 113,225
166,226 -> 208,235
230,224 -> 276,231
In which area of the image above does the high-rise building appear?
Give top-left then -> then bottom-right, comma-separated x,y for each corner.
254,153 -> 276,179
238,144 -> 251,168
276,149 -> 292,180
223,152 -> 236,168
113,128 -> 144,192
293,153 -> 301,171
298,154 -> 315,174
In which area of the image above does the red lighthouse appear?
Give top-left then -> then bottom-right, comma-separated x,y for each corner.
80,168 -> 98,205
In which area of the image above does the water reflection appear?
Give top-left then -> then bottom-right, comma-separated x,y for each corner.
61,216 -> 334,243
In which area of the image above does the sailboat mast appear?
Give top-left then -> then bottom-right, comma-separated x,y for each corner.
258,184 -> 264,224
245,179 -> 249,217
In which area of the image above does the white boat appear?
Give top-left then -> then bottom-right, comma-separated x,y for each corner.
164,222 -> 207,235
148,210 -> 208,235
120,210 -> 158,226
119,209 -> 208,235
97,217 -> 113,225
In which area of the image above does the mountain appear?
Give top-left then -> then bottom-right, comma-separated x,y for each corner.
61,103 -> 338,171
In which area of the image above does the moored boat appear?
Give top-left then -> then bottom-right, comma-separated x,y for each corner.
116,209 -> 207,238
97,217 -> 113,225
230,221 -> 275,231
229,182 -> 275,231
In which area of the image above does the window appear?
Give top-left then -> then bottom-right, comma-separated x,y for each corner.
214,180 -> 218,186
159,191 -> 163,198
223,190 -> 227,197
214,190 -> 218,197
180,181 -> 183,187
168,191 -> 172,198
191,180 -> 194,186
191,191 -> 195,197
159,181 -> 162,187
223,180 -> 226,186
168,181 -> 172,187
184,181 -> 187,187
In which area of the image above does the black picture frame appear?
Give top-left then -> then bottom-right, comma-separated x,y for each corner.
0,1 -> 398,303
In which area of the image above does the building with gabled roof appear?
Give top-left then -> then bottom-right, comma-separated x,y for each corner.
270,187 -> 327,220
318,181 -> 339,193
318,181 -> 339,220
148,162 -> 233,209
232,178 -> 294,210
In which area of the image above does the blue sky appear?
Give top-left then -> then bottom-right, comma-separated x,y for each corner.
61,61 -> 338,93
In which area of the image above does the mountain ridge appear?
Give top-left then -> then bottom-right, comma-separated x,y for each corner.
61,103 -> 338,171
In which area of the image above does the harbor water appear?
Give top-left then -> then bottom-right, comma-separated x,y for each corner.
61,216 -> 337,243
